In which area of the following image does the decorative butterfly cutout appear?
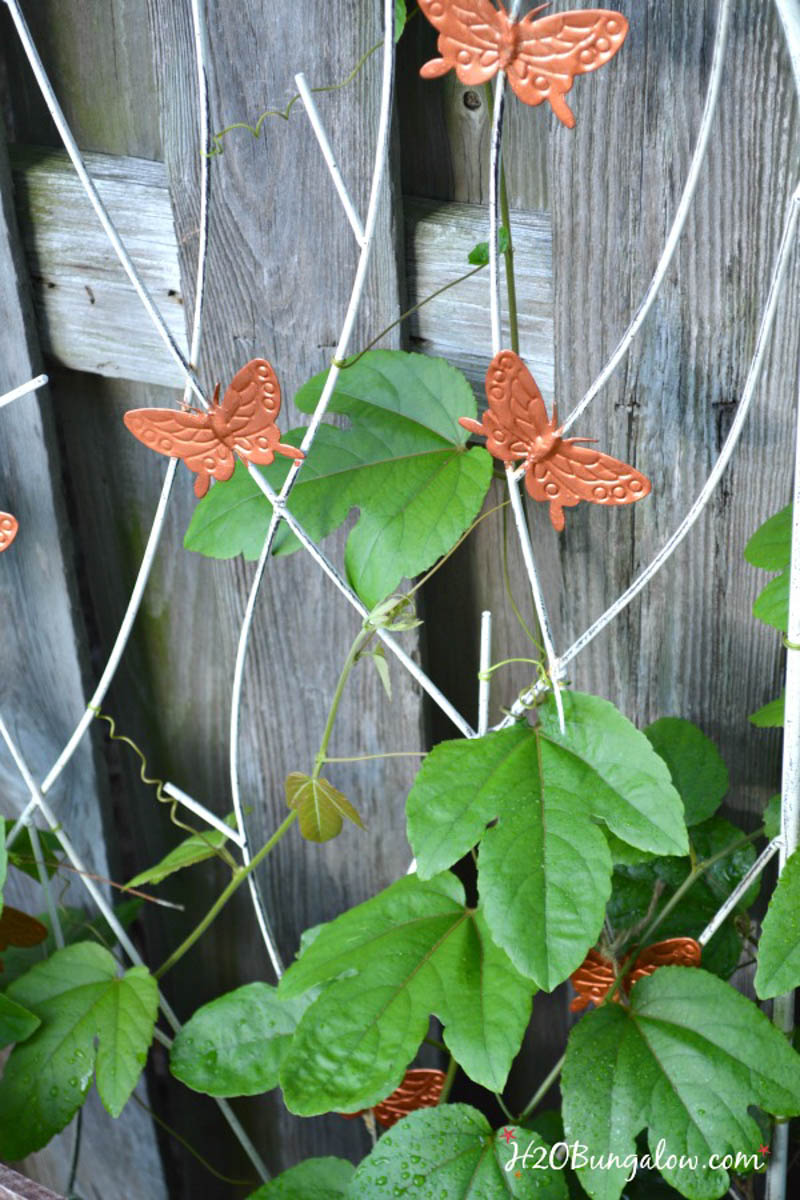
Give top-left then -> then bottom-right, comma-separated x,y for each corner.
123,358 -> 303,498
569,937 -> 702,1012
338,1067 -> 445,1129
0,512 -> 18,553
0,905 -> 48,968
418,1 -> 628,128
459,350 -> 651,531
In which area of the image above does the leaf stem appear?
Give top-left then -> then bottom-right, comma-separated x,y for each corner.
517,1052 -> 565,1120
322,750 -> 426,763
482,83 -> 519,353
313,627 -> 375,779
154,812 -> 297,980
438,1054 -> 458,1104
639,827 -> 764,946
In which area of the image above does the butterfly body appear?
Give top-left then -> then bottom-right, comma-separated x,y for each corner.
124,358 -> 303,498
418,2 -> 629,127
459,350 -> 651,531
0,512 -> 18,552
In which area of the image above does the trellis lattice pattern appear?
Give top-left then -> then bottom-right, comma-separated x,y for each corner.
0,0 -> 799,1194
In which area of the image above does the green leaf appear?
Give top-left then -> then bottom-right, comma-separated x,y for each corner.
126,813 -> 240,887
562,967 -> 800,1200
348,1104 -> 568,1198
171,982 -> 312,1097
278,873 -> 535,1113
248,1157 -> 355,1199
691,816 -> 760,908
753,570 -> 789,631
744,503 -> 791,568
763,793 -> 781,839
3,820 -> 61,882
285,773 -> 364,842
750,693 -> 785,727
0,902 -> 141,990
467,226 -> 509,266
0,992 -> 40,1048
0,822 -> 7,899
407,694 -> 687,989
644,718 -> 728,825
394,0 -> 407,40
184,351 -> 493,607
756,847 -> 800,999
368,645 -> 392,700
0,943 -> 157,1155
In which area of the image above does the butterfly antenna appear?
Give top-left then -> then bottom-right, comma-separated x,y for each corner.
526,2 -> 551,18
211,382 -> 221,409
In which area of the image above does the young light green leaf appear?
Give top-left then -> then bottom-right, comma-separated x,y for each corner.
562,967 -> 800,1200
755,847 -> 800,999
285,773 -> 364,842
171,982 -> 313,1097
763,793 -> 781,839
348,1104 -> 567,1198
394,0 -> 407,40
744,503 -> 791,569
126,813 -> 240,888
247,1157 -> 355,1199
406,693 -> 687,989
644,717 -> 728,825
0,992 -> 40,1048
750,693 -> 785,728
368,645 -> 392,700
468,227 -> 509,266
278,873 -> 535,1113
0,943 -> 157,1156
184,351 -> 493,607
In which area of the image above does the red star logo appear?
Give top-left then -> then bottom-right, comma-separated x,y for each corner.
501,1127 -> 516,1145
759,1144 -> 771,1156
515,1170 -> 522,1178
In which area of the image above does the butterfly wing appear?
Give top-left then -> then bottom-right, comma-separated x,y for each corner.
569,948 -> 616,1012
373,1068 -> 446,1129
511,10 -> 629,126
220,358 -> 303,467
418,0 -> 506,85
0,512 -> 19,553
0,905 -> 48,952
627,937 -> 702,990
123,407 -> 235,498
459,348 -> 552,464
527,439 -> 651,532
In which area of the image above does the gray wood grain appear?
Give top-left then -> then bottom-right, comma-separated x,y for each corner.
0,118 -> 168,1200
10,146 -> 187,387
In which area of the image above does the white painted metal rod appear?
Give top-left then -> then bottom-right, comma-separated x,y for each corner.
561,0 -> 732,434
163,783 -> 247,848
295,73 -> 365,246
478,610 -> 492,737
698,836 -> 782,947
0,373 -> 48,410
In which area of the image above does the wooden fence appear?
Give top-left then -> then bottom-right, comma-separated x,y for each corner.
0,0 -> 798,1195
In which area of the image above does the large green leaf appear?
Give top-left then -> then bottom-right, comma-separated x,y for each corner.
744,503 -> 791,569
278,873 -> 535,1114
394,0 -> 407,40
562,967 -> 800,1200
643,718 -> 728,826
755,847 -> 800,999
184,351 -> 493,606
749,693 -> 785,728
0,942 -> 157,1156
3,820 -> 60,882
347,1105 -> 568,1198
753,571 -> 789,631
171,982 -> 313,1097
0,902 -> 141,990
406,693 -> 687,989
0,993 -> 40,1048
248,1157 -> 355,1199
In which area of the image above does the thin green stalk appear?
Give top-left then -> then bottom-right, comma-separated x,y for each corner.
640,827 -> 764,946
154,812 -> 297,980
482,83 -> 520,353
313,627 -> 374,778
322,751 -> 426,763
438,1054 -> 459,1104
517,1052 -> 565,1120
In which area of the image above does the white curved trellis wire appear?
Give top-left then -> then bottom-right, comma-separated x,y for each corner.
0,0 -> 799,1195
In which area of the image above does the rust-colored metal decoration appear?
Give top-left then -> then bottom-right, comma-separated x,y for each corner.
459,350 -> 651,531
0,905 -> 48,965
418,1 -> 628,128
0,512 -> 19,553
123,358 -> 304,498
569,937 -> 702,1012
339,1067 -> 446,1128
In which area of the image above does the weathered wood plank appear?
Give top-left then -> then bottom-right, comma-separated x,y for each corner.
405,197 -> 553,395
8,149 -> 554,393
0,1163 -> 62,1200
0,118 -> 168,1200
10,146 -> 187,387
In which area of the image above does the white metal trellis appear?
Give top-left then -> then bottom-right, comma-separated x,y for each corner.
0,0 -> 799,1195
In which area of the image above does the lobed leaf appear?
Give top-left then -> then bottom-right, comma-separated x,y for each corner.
248,1157 -> 355,1198
285,773 -> 364,842
755,847 -> 800,999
